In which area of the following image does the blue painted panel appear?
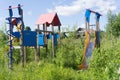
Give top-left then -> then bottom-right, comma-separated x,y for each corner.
54,33 -> 59,45
56,34 -> 60,39
96,13 -> 101,22
12,32 -> 20,38
85,9 -> 91,22
38,34 -> 44,46
23,31 -> 37,46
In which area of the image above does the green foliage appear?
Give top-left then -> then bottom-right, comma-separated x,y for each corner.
0,30 -> 7,42
106,11 -> 120,37
0,25 -> 120,80
0,61 -> 83,80
89,37 -> 120,80
55,37 -> 84,69
112,13 -> 120,36
25,26 -> 31,31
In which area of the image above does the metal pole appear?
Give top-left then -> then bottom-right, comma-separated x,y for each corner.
9,18 -> 13,69
7,5 -> 13,69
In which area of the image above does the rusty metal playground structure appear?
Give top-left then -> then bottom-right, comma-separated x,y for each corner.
5,4 -> 101,69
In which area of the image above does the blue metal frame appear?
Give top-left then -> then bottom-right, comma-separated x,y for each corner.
85,9 -> 91,23
85,9 -> 101,47
6,4 -> 23,69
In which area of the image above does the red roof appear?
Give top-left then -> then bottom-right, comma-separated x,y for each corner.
36,13 -> 61,26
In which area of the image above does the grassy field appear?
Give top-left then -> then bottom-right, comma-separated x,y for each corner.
0,33 -> 120,80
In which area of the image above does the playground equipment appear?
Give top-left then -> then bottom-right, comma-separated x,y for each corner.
6,4 -> 25,69
36,13 -> 61,58
5,4 -> 100,70
78,9 -> 102,69
6,4 -> 61,69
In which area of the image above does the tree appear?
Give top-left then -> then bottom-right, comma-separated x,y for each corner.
112,13 -> 120,37
106,11 -> 120,37
25,26 -> 31,31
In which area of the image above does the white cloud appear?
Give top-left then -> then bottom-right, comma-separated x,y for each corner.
52,0 -> 66,6
47,0 -> 117,16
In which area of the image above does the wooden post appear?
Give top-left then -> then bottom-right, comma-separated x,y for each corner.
34,46 -> 38,62
96,19 -> 99,31
57,25 -> 61,52
46,45 -> 48,58
96,16 -> 100,48
20,10 -> 25,67
20,27 -> 24,67
85,17 -> 90,32
43,23 -> 47,44
58,26 -> 61,36
85,18 -> 87,31
52,25 -> 54,58
43,23 -> 48,57
37,25 -> 40,60
24,47 -> 27,64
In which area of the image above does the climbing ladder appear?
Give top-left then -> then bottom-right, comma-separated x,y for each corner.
6,4 -> 24,69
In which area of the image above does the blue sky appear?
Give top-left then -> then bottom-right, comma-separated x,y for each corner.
0,0 -> 120,31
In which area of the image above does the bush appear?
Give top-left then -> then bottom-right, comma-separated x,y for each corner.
89,36 -> 120,80
55,37 -> 84,69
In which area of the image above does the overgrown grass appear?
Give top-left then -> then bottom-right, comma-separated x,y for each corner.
0,31 -> 120,80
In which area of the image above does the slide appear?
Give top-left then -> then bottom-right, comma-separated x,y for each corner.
78,32 -> 94,69
85,42 -> 94,66
86,42 -> 94,58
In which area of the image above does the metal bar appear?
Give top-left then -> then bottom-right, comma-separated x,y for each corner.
6,5 -> 23,10
87,9 -> 102,16
8,17 -> 13,70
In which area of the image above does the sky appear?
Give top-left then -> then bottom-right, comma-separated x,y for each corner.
0,0 -> 120,31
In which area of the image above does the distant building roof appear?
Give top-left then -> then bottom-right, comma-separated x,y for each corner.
36,13 -> 61,26
77,27 -> 95,33
77,27 -> 85,32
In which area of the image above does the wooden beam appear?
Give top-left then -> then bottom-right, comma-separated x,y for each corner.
36,29 -> 53,33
